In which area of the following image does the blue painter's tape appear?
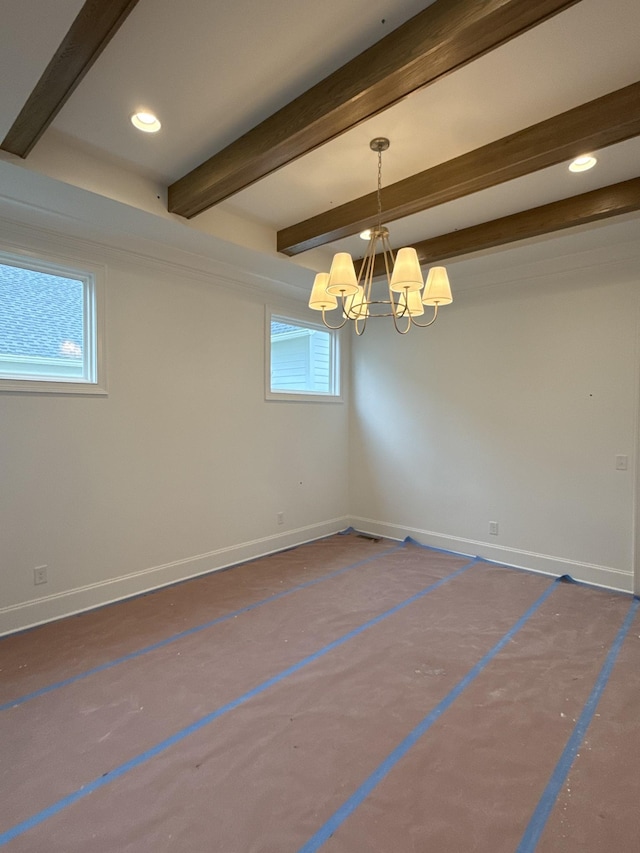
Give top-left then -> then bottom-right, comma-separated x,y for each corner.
402,536 -> 473,558
1,543 -> 406,712
0,558 -> 480,846
558,576 -> 633,597
0,530 -> 368,642
475,557 -> 632,598
515,596 -> 640,853
296,577 -> 561,853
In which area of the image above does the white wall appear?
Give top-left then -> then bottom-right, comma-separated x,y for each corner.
2,175 -> 639,637
349,234 -> 640,592
0,223 -> 350,635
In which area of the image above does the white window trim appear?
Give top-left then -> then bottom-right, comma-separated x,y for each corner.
265,306 -> 343,403
0,249 -> 107,396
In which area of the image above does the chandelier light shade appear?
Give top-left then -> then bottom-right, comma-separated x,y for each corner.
327,252 -> 359,296
422,266 -> 453,305
309,273 -> 338,310
389,247 -> 424,293
308,138 -> 453,335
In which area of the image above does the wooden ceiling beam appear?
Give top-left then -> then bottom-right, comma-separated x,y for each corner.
1,0 -> 141,158
362,177 -> 640,278
168,0 -> 581,219
277,82 -> 640,255
279,82 -> 640,255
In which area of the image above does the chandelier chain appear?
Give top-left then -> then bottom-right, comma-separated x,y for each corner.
376,148 -> 383,230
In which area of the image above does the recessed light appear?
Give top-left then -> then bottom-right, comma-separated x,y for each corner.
569,154 -> 597,173
131,111 -> 161,133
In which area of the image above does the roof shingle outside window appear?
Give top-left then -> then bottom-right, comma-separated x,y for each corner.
0,266 -> 84,360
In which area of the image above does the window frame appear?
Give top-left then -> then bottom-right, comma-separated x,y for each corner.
0,248 -> 107,395
265,307 -> 342,403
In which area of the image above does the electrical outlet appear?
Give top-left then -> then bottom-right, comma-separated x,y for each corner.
33,565 -> 48,585
616,455 -> 628,471
489,521 -> 499,536
277,512 -> 284,525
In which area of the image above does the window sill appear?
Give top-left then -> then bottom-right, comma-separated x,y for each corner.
0,378 -> 108,396
266,389 -> 343,403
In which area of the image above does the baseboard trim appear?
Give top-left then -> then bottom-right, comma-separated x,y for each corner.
0,518 -> 350,637
4,515 -> 632,637
349,517 -> 634,594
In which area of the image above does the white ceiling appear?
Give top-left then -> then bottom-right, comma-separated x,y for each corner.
1,0 -> 639,281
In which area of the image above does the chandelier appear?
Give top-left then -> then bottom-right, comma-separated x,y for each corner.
308,138 -> 452,335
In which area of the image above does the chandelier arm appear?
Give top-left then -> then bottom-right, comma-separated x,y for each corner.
358,250 -> 372,329
390,304 -> 412,334
383,231 -> 396,265
382,245 -> 394,308
343,296 -> 357,322
320,304 -> 349,330
344,290 -> 365,323
357,262 -> 371,332
354,316 -> 366,335
382,232 -> 407,321
408,304 -> 439,328
364,234 -> 379,304
358,232 -> 378,289
387,241 -> 413,331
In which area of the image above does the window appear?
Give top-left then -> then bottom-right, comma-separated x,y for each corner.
0,251 -> 105,394
266,311 -> 341,401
